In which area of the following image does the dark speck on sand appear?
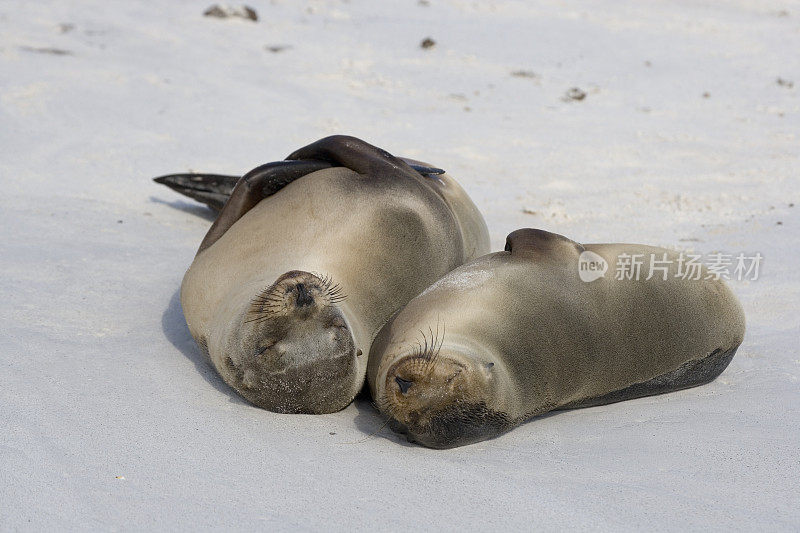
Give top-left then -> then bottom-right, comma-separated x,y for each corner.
20,46 -> 73,55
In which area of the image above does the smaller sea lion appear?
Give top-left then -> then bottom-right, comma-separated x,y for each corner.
368,229 -> 746,448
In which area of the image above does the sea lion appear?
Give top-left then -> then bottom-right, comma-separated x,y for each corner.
368,228 -> 746,448
155,136 -> 490,414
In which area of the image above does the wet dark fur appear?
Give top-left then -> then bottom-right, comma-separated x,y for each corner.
389,402 -> 513,449
560,345 -> 738,410
227,346 -> 357,414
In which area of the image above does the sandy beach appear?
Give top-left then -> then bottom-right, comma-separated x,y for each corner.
1,1 -> 798,529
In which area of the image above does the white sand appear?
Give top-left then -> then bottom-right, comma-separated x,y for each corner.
1,0 -> 798,530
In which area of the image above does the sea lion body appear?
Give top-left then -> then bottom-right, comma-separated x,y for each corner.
179,137 -> 489,414
368,229 -> 745,448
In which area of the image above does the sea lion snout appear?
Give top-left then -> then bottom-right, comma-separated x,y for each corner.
293,283 -> 314,307
248,270 -> 346,321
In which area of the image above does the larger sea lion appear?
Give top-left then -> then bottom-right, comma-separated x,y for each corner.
155,136 -> 490,414
368,228 -> 746,448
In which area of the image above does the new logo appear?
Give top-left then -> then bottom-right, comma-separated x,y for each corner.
578,251 -> 608,282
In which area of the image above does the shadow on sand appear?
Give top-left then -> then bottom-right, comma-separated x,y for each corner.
161,288 -> 248,405
350,395 -> 417,446
150,196 -> 217,221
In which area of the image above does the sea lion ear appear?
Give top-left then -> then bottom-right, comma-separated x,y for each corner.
286,135 -> 419,177
504,228 -> 585,257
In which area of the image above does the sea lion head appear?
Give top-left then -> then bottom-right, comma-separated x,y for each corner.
216,270 -> 359,414
377,336 -> 512,449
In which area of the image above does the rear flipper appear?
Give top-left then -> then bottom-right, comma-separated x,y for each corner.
152,136 -> 446,254
561,345 -> 739,410
154,165 -> 443,213
287,135 -> 444,178
153,173 -> 239,211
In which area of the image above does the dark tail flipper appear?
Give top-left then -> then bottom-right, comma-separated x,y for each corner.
153,163 -> 444,212
153,173 -> 240,211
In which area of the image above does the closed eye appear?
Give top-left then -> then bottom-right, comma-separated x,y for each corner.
255,341 -> 276,357
446,369 -> 462,383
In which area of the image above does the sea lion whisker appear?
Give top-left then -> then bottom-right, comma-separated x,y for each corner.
250,299 -> 282,306
246,305 -> 276,314
423,338 -> 440,375
247,302 -> 281,311
424,320 -> 445,378
414,339 -> 424,359
250,303 -> 282,311
311,271 -> 330,292
308,274 -> 347,304
247,307 -> 280,316
244,314 -> 276,324
248,299 -> 279,308
327,285 -> 345,296
245,305 -> 282,316
433,321 -> 445,365
254,300 -> 283,307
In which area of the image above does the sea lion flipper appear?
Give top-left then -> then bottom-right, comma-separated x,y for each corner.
155,138 -> 444,213
197,160 -> 332,254
153,173 -> 240,211
504,228 -> 585,257
408,164 -> 446,176
286,135 -> 436,178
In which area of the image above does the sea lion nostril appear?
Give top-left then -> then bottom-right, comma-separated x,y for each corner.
294,282 -> 314,307
395,376 -> 413,394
